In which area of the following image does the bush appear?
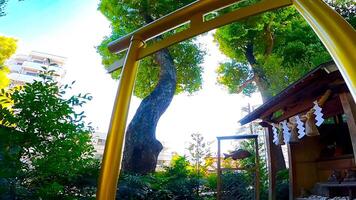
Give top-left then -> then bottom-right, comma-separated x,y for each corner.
117,155 -> 203,200
0,72 -> 99,199
276,169 -> 289,200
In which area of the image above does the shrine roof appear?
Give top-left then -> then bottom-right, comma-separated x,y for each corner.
239,61 -> 347,125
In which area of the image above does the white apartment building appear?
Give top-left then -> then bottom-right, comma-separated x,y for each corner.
92,132 -> 107,159
156,144 -> 175,170
6,51 -> 66,87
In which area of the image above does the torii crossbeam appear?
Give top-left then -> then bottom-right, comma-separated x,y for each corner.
97,0 -> 356,199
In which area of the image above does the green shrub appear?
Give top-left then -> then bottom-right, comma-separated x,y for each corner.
117,155 -> 203,200
0,71 -> 99,199
276,169 -> 289,200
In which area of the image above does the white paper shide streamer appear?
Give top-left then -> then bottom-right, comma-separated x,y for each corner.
282,120 -> 291,143
272,124 -> 279,145
295,115 -> 306,139
313,101 -> 324,126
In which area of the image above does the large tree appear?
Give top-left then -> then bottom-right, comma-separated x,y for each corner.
97,0 -> 204,174
213,1 -> 355,171
214,4 -> 331,99
0,35 -> 17,89
215,1 -> 355,98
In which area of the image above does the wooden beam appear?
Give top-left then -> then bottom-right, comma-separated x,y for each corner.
217,134 -> 258,140
339,92 -> 356,163
274,94 -> 344,123
264,125 -> 277,200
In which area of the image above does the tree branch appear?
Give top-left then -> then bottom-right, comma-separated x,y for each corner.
264,24 -> 274,56
236,75 -> 256,94
245,42 -> 257,66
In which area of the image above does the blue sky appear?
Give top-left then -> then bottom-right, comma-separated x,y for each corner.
1,0 -> 87,41
0,0 -> 262,155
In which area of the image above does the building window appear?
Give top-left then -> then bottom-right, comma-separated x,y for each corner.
25,72 -> 38,77
33,60 -> 43,64
97,139 -> 106,145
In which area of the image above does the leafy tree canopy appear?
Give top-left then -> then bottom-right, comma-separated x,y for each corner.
215,2 -> 332,96
0,35 -> 17,89
0,0 -> 8,16
0,0 -> 24,17
97,0 -> 205,98
0,72 -> 99,199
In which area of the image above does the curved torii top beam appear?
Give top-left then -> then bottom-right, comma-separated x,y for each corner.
107,0 -> 291,59
107,0 -> 243,53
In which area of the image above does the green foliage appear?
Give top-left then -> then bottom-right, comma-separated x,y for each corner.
231,139 -> 289,200
0,71 -> 99,199
0,35 -> 17,89
0,0 -> 8,16
214,4 -> 332,96
236,139 -> 268,199
117,155 -> 202,200
116,152 -> 271,200
276,169 -> 289,200
220,172 -> 252,200
97,0 -> 205,98
0,0 -> 24,17
324,0 -> 356,27
215,1 -> 355,97
216,61 -> 256,96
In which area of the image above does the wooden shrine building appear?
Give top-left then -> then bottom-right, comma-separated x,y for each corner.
239,61 -> 356,199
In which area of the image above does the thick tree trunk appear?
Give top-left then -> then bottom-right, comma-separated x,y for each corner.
121,48 -> 177,174
245,42 -> 286,171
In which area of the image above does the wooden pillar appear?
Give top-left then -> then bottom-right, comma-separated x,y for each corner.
261,122 -> 277,200
287,144 -> 295,199
255,137 -> 260,200
217,139 -> 222,200
339,92 -> 356,161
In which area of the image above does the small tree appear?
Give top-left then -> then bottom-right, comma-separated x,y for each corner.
0,71 -> 99,199
187,133 -> 212,197
187,133 -> 212,174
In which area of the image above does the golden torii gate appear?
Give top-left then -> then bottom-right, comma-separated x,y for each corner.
96,0 -> 356,199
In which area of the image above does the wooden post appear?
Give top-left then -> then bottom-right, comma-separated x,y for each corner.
255,137 -> 260,200
264,124 -> 277,200
217,139 -> 222,200
339,92 -> 356,162
287,144 -> 295,199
